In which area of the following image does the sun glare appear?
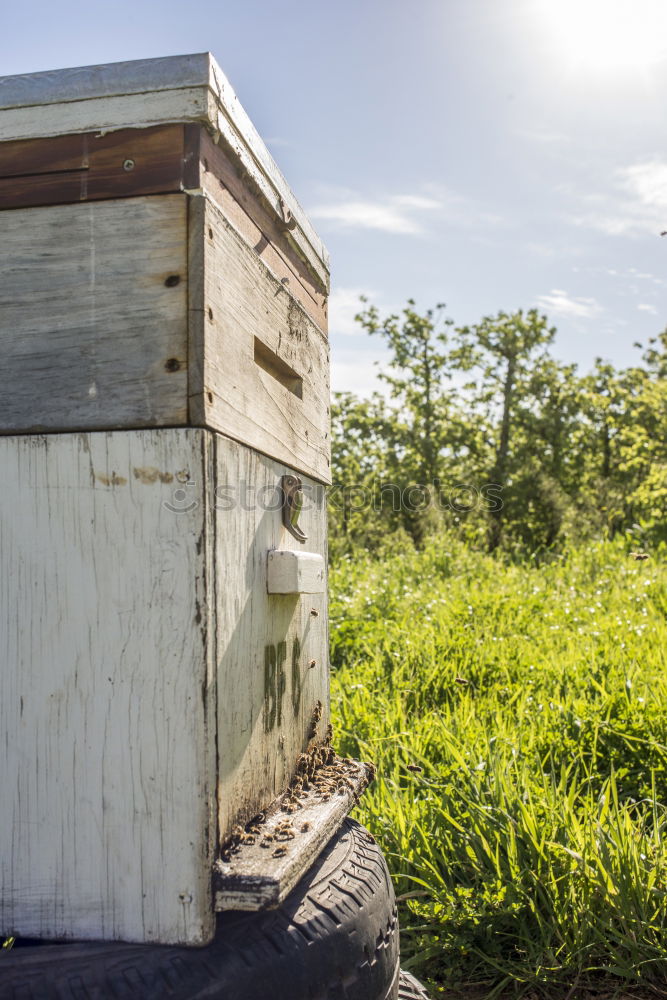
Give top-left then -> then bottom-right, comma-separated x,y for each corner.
542,0 -> 667,73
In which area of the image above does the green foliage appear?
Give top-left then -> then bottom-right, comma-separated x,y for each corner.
330,300 -> 667,554
330,538 -> 667,995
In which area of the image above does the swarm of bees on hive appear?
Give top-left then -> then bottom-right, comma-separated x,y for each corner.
217,709 -> 376,864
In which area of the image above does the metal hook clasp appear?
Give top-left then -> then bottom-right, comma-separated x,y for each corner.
278,198 -> 297,231
280,474 -> 307,543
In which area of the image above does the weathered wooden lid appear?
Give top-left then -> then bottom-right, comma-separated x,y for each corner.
0,53 -> 328,280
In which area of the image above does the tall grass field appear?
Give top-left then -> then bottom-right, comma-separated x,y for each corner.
330,538 -> 667,997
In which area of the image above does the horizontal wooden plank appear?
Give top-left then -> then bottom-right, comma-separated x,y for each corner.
189,195 -> 331,484
0,123 -> 328,329
213,757 -> 374,911
0,126 -> 187,210
0,53 -> 329,282
0,53 -> 213,109
0,86 -> 210,145
0,195 -> 188,432
0,429 -> 216,945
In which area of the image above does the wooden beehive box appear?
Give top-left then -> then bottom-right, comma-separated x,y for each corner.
0,55 -> 334,947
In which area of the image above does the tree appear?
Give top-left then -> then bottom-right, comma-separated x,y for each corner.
451,309 -> 557,551
353,299 -> 455,543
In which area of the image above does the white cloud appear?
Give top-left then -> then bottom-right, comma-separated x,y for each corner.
309,184 -> 506,236
310,195 -> 440,235
535,289 -> 603,319
638,302 -> 658,314
331,349 -> 389,398
621,161 -> 667,209
328,287 -> 375,335
572,159 -> 667,236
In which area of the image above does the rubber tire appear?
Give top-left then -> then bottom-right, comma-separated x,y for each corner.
0,818 -> 399,1000
398,969 -> 431,999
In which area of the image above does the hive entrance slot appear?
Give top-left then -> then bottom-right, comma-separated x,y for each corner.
254,338 -> 303,399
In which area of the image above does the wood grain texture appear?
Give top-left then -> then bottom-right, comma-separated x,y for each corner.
0,54 -> 329,281
0,126 -> 188,210
0,428 -> 331,941
0,429 -> 216,945
213,437 -> 330,843
189,195 -> 331,485
198,128 -> 328,328
0,87 -> 210,144
0,195 -> 188,432
213,762 -> 373,911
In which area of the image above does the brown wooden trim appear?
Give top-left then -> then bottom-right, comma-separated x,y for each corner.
183,124 -> 202,191
0,122 -> 328,332
0,125 -> 187,210
197,130 -> 328,333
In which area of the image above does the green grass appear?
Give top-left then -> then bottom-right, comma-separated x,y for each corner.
329,537 -> 667,996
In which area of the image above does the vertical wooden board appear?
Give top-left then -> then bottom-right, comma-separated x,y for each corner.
214,436 -> 329,841
0,195 -> 188,433
189,196 -> 331,485
0,429 -> 216,945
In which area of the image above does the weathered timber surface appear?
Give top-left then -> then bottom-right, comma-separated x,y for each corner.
0,124 -> 327,329
214,437 -> 330,841
0,125 -> 190,210
0,429 -> 216,945
214,759 -> 373,911
0,428 -> 331,941
0,190 -> 330,481
0,195 -> 187,432
189,195 -> 331,484
0,53 -> 329,287
196,128 -> 328,327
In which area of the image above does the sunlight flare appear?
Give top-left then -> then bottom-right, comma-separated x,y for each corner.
542,0 -> 667,72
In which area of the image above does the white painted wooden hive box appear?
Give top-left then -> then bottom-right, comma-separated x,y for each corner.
0,55 -> 332,947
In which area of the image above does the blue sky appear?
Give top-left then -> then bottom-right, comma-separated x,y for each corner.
4,0 -> 667,395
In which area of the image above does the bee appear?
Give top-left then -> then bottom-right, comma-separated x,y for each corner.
301,822 -> 311,833
273,846 -> 288,858
407,764 -> 423,773
631,551 -> 650,561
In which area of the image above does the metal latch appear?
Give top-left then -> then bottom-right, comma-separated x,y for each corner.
280,474 -> 307,543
